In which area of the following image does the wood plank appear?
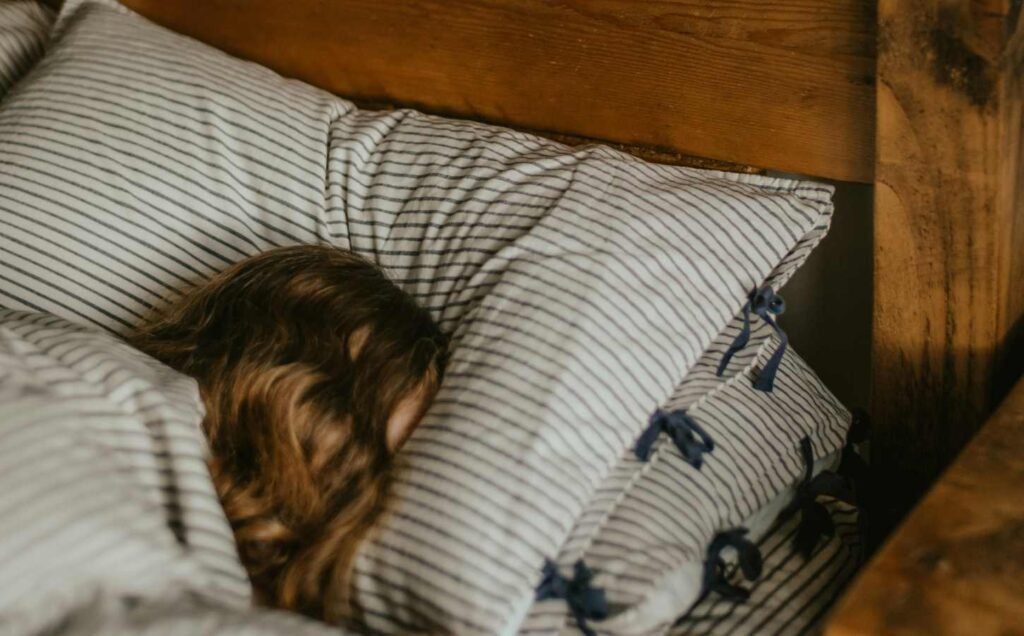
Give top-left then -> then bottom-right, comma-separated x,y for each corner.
825,374 -> 1024,636
117,0 -> 876,183
871,0 -> 1024,532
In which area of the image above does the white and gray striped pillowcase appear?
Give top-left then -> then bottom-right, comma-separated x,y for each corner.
519,499 -> 862,636
326,111 -> 834,634
0,4 -> 350,328
669,500 -> 861,636
505,225 -> 834,635
327,108 -> 833,336
0,2 -> 835,633
0,1 -> 52,101
521,342 -> 851,635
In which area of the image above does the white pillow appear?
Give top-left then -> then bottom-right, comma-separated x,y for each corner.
520,498 -> 861,636
0,2 -> 835,633
0,1 -> 349,331
328,107 -> 833,636
0,0 -> 53,100
521,343 -> 852,635
668,501 -> 861,636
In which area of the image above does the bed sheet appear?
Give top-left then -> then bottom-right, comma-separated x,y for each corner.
0,0 -> 53,99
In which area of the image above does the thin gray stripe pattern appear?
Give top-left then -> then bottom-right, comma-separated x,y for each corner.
0,1 -> 53,101
327,101 -> 834,636
518,501 -> 861,636
0,308 -> 364,634
0,2 -> 836,634
669,501 -> 862,636
520,343 -> 852,635
0,308 -> 254,635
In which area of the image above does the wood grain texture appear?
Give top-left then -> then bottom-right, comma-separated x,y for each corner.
117,0 -> 876,182
871,0 -> 1024,531
826,374 -> 1024,636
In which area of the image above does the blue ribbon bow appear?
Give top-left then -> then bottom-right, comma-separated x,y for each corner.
702,528 -> 763,601
634,409 -> 715,468
716,286 -> 789,392
779,437 -> 858,558
535,560 -> 608,636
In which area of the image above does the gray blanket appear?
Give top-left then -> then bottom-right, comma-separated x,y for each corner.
0,309 -> 341,636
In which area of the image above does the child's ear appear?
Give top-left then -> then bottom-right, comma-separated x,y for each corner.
386,381 -> 432,451
348,326 -> 371,360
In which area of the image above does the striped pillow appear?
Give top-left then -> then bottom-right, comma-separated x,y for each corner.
521,343 -> 852,635
521,501 -> 862,636
0,0 -> 350,330
0,2 -> 835,633
0,0 -> 53,100
669,500 -> 861,636
326,113 -> 833,633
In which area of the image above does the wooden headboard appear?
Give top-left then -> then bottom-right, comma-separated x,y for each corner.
117,0 -> 876,183
117,0 -> 1023,530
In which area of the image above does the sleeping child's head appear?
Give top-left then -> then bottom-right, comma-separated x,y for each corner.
132,245 -> 447,623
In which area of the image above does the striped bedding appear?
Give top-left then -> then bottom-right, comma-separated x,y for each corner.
670,500 -> 861,636
0,305 -> 860,636
328,118 -> 833,634
503,204 -> 844,634
519,342 -> 852,635
0,308 -> 345,636
0,0 -> 52,99
0,307 -> 859,636
0,1 -> 843,634
520,499 -> 862,636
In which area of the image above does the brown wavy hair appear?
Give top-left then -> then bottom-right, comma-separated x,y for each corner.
131,245 -> 446,623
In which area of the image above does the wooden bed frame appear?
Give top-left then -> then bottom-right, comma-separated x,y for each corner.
116,0 -> 1022,566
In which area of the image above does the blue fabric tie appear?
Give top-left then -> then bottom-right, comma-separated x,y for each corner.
535,560 -> 608,636
634,409 -> 715,468
716,286 -> 789,392
702,528 -> 763,601
779,437 -> 857,558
